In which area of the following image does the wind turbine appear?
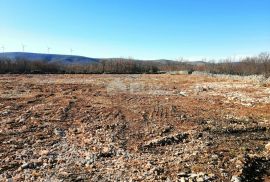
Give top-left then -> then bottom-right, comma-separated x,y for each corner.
22,44 -> 26,52
47,47 -> 51,54
1,46 -> 4,54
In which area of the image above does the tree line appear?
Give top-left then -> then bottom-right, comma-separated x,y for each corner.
0,52 -> 269,76
193,52 -> 270,77
0,58 -> 159,74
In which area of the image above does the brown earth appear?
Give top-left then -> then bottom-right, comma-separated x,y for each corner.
0,74 -> 269,181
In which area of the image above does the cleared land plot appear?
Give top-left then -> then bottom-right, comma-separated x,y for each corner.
0,74 -> 269,181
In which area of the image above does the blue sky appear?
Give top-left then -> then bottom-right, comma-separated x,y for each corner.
0,0 -> 269,60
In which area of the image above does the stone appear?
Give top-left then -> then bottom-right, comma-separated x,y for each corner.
53,128 -> 65,137
189,173 -> 197,178
265,142 -> 270,153
208,173 -> 215,179
59,171 -> 69,177
211,154 -> 219,160
197,177 -> 204,182
179,92 -> 187,97
180,177 -> 186,182
39,150 -> 49,156
231,175 -> 241,182
21,163 -> 29,169
19,118 -> 26,123
102,146 -> 110,153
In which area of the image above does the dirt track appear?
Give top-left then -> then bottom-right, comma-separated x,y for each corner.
0,74 -> 269,181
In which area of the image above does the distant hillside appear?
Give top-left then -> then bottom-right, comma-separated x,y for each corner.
0,52 -> 208,66
0,52 -> 100,65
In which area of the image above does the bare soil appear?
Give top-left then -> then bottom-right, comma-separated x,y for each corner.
0,74 -> 269,181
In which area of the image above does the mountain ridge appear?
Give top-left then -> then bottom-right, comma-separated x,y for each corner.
0,52 -> 100,65
0,52 -> 207,65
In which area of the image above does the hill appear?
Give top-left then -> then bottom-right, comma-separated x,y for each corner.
0,52 -> 100,65
0,52 -> 208,65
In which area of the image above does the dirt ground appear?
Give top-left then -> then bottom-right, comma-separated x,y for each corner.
0,74 -> 269,182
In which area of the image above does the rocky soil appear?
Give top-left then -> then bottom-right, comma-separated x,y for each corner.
0,74 -> 269,181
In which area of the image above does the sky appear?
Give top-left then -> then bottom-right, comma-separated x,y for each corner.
0,0 -> 270,61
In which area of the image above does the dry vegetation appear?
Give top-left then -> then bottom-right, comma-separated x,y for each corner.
0,52 -> 269,76
198,52 -> 270,77
0,74 -> 269,181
